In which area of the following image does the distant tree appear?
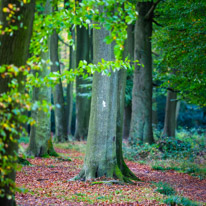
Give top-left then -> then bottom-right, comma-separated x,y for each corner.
75,26 -> 91,141
130,1 -> 160,144
0,0 -> 35,205
162,90 -> 177,137
28,0 -> 57,156
50,27 -> 68,142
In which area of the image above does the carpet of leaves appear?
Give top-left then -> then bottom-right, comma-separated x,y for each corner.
16,143 -> 206,206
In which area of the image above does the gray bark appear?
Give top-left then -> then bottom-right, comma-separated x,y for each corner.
50,30 -> 68,142
0,0 -> 35,205
75,6 -> 122,180
75,26 -> 91,140
130,2 -> 154,144
162,90 -> 177,137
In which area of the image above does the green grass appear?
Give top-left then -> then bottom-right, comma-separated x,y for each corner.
151,160 -> 206,179
164,195 -> 201,206
153,182 -> 176,196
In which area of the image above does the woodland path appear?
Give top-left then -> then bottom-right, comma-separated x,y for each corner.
16,144 -> 206,206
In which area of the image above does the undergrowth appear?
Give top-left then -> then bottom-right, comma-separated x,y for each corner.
123,129 -> 206,179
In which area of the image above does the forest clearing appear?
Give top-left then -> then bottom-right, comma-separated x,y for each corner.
0,0 -> 206,205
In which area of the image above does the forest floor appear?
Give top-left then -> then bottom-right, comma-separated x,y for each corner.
16,142 -> 206,206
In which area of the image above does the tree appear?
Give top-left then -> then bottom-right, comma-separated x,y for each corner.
130,1 -> 158,144
50,28 -> 68,142
0,0 -> 35,205
73,5 -> 138,182
27,0 -> 58,157
162,90 -> 177,137
75,26 -> 91,140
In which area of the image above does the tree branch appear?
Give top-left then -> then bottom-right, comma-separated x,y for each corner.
153,82 -> 179,93
144,0 -> 162,20
58,35 -> 70,47
152,19 -> 163,27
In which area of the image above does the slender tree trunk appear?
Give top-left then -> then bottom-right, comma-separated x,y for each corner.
27,0 -> 57,157
0,1 -> 35,205
122,24 -> 134,139
75,26 -> 91,140
152,88 -> 158,126
130,2 -> 154,144
50,29 -> 68,142
116,25 -> 139,181
162,90 -> 177,137
64,0 -> 74,136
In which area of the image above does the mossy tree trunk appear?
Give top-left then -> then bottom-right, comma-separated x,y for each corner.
75,26 -> 91,140
130,2 -> 154,144
50,29 -> 68,142
162,90 -> 177,137
27,0 -> 57,157
74,7 -> 138,182
0,0 -> 35,205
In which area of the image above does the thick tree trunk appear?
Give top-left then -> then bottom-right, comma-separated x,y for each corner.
130,2 -> 154,144
75,27 -> 91,140
74,6 -> 122,181
27,0 -> 57,157
50,30 -> 68,142
0,0 -> 35,205
162,90 -> 177,137
74,8 -> 138,182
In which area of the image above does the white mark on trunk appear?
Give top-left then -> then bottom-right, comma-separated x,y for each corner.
102,100 -> 106,108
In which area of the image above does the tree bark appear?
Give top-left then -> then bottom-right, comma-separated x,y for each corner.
74,6 -> 120,181
123,104 -> 132,139
64,0 -> 74,136
122,24 -> 134,139
27,0 -> 57,157
0,0 -> 35,205
116,25 -> 139,181
75,26 -> 91,140
50,29 -> 68,142
74,7 -> 138,182
162,90 -> 177,137
130,2 -> 154,144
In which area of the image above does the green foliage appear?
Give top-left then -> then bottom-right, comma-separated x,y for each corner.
153,182 -> 176,196
164,195 -> 201,206
17,157 -> 31,166
153,0 -> 206,106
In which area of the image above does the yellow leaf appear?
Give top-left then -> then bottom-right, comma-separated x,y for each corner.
3,7 -> 9,13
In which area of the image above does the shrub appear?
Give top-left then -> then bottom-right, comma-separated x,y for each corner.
154,182 -> 176,196
164,195 -> 200,206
